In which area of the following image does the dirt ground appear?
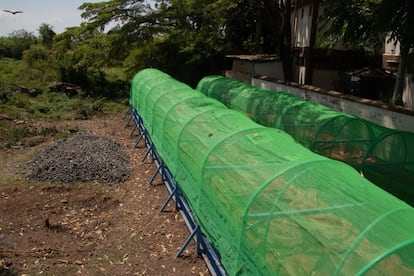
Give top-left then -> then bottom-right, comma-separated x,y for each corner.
0,114 -> 209,275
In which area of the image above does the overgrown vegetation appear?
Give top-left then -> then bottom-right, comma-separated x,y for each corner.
1,0 -> 413,144
0,91 -> 126,149
1,0 -> 293,150
0,57 -> 126,149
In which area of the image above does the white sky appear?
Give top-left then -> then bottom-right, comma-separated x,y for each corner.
0,0 -> 108,36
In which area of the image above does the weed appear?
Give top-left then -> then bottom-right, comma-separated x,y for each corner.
0,56 -> 128,148
8,93 -> 30,108
0,90 -> 11,104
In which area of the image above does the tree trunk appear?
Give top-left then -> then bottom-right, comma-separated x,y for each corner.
280,0 -> 293,81
254,4 -> 264,53
304,0 -> 320,85
392,43 -> 409,106
392,0 -> 413,107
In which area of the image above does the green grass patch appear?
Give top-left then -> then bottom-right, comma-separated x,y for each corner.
0,58 -> 57,92
0,57 -> 128,148
0,120 -> 77,149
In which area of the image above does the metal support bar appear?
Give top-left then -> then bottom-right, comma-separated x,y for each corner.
125,115 -> 133,128
134,132 -> 145,148
141,143 -> 154,163
129,123 -> 137,137
148,162 -> 163,186
160,186 -> 177,212
128,106 -> 226,276
176,225 -> 201,258
137,119 -> 144,134
201,237 -> 226,275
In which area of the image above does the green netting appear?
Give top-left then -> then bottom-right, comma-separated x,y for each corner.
132,68 -> 414,275
361,130 -> 414,205
197,76 -> 414,206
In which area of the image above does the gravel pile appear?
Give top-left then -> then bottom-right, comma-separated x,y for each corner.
29,134 -> 130,184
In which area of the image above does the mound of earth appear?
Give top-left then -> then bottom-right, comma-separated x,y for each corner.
29,133 -> 130,184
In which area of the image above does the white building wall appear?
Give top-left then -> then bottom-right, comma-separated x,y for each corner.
292,5 -> 313,47
385,36 -> 400,55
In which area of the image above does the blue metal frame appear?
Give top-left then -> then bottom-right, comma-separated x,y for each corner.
127,106 -> 226,276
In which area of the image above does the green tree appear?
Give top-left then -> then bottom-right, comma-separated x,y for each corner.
78,0 -> 231,84
0,37 -> 13,57
279,0 -> 293,81
38,23 -> 56,47
51,25 -> 130,97
377,0 -> 414,105
77,0 -> 292,84
0,30 -> 37,59
22,44 -> 49,66
321,0 -> 414,106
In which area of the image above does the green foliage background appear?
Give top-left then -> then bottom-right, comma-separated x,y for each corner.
1,0 -> 290,94
0,0 -> 288,148
1,0 -> 412,114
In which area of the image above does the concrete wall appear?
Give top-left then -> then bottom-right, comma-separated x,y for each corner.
252,76 -> 414,133
311,68 -> 343,91
225,56 -> 284,84
253,62 -> 284,80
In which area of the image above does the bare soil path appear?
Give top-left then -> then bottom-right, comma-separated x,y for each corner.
0,114 -> 208,275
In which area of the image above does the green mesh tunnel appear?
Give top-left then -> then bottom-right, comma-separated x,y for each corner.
131,68 -> 414,275
361,130 -> 414,205
196,76 -> 414,206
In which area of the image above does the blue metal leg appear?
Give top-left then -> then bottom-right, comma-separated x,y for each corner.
134,132 -> 145,148
141,143 -> 153,163
160,186 -> 177,212
125,114 -> 133,128
129,123 -> 137,137
176,225 -> 201,258
148,162 -> 163,186
129,107 -> 226,276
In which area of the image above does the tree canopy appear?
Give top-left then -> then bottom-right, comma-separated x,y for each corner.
38,23 -> 56,47
0,30 -> 37,59
2,0 -> 412,105
0,0 -> 294,89
74,0 -> 290,84
321,0 -> 414,105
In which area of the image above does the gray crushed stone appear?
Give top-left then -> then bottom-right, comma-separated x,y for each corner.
29,134 -> 130,184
